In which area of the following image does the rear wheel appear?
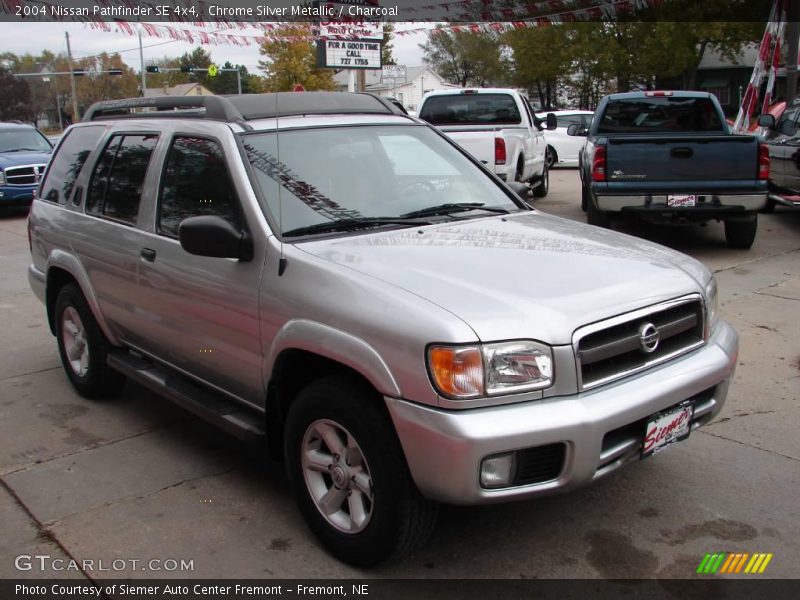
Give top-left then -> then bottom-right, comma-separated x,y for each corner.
55,283 -> 125,398
284,375 -> 438,566
760,196 -> 776,213
581,181 -> 588,212
724,214 -> 758,249
586,191 -> 611,227
532,161 -> 549,198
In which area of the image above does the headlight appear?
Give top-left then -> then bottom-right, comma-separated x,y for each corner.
428,341 -> 554,399
705,277 -> 718,336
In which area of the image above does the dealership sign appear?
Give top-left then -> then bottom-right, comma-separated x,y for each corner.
316,0 -> 383,70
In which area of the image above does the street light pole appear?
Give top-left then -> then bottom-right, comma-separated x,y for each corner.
237,68 -> 242,95
65,31 -> 80,122
138,29 -> 147,96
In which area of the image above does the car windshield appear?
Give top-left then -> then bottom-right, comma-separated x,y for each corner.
597,97 -> 725,134
0,129 -> 52,152
419,94 -> 522,125
241,124 -> 522,237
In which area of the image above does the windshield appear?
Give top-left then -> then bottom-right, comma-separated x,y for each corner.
242,124 -> 522,237
0,129 -> 52,152
419,94 -> 522,126
597,97 -> 724,134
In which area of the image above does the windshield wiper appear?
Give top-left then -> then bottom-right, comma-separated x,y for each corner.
400,202 -> 510,219
5,148 -> 47,152
283,217 -> 430,238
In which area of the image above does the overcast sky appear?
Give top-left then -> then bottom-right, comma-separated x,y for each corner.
0,22 -> 429,73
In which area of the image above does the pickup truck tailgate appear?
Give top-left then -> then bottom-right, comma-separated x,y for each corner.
436,126 -> 497,166
607,135 -> 758,182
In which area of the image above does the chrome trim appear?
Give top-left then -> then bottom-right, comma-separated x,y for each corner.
4,163 -> 46,186
598,437 -> 639,465
573,294 -> 705,391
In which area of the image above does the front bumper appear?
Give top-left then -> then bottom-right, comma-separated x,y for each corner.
386,320 -> 738,505
0,185 -> 37,205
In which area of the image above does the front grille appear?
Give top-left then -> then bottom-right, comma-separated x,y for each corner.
575,296 -> 705,390
4,164 -> 46,186
513,443 -> 566,485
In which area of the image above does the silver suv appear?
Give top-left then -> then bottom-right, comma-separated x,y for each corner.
28,93 -> 738,566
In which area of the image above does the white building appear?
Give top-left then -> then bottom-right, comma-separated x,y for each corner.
333,66 -> 460,112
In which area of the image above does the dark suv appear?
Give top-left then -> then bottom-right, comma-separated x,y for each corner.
0,122 -> 53,209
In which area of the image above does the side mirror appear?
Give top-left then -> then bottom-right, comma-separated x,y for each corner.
757,114 -> 776,129
179,216 -> 253,261
507,181 -> 530,202
545,113 -> 558,130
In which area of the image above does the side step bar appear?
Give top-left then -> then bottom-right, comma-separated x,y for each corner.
108,352 -> 266,444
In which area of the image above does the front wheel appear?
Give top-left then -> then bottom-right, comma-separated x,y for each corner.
532,161 -> 549,198
545,146 -> 557,169
284,376 -> 438,566
724,214 -> 758,249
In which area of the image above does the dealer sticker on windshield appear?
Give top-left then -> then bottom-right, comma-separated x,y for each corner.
667,194 -> 697,207
641,403 -> 694,458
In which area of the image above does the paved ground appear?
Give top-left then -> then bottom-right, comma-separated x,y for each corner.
1,170 -> 798,580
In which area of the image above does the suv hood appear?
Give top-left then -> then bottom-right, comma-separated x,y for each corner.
298,212 -> 709,344
0,151 -> 51,170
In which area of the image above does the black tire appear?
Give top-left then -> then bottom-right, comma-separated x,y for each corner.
54,283 -> 125,399
724,214 -> 758,249
587,191 -> 611,227
761,197 -> 776,213
532,161 -> 549,198
546,146 -> 557,169
514,157 -> 525,183
284,375 -> 438,566
581,181 -> 588,212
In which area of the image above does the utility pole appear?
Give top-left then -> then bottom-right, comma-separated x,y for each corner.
236,68 -> 242,94
65,31 -> 80,122
138,29 -> 147,96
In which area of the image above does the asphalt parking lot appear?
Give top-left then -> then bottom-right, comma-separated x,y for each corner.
1,168 -> 798,580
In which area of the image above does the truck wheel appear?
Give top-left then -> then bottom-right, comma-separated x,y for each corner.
587,192 -> 611,227
532,161 -> 549,198
284,375 -> 438,566
760,197 -> 776,213
546,146 -> 557,169
724,214 -> 758,249
55,283 -> 125,399
581,182 -> 588,212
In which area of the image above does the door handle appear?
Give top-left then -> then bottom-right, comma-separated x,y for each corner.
140,248 -> 157,262
670,147 -> 693,158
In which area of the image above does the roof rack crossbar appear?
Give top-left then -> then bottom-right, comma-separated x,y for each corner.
82,96 -> 243,123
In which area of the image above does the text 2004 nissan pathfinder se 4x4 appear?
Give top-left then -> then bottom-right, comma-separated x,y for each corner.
28,93 -> 738,566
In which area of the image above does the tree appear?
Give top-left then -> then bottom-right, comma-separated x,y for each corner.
204,61 -> 262,94
505,25 -> 574,109
382,23 -> 395,66
420,27 -> 508,87
0,65 -> 33,121
258,26 -> 336,92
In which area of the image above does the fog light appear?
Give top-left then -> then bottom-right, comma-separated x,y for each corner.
480,452 -> 516,489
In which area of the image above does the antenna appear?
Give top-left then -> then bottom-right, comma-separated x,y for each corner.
276,92 -> 287,276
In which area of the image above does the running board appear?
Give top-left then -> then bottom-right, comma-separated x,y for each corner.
107,352 -> 265,444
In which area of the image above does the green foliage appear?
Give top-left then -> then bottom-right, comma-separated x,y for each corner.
420,26 -> 508,87
382,23 -> 395,66
0,65 -> 33,121
258,26 -> 336,92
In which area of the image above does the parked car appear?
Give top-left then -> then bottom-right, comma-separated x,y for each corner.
757,95 -> 800,211
572,91 -> 768,249
536,109 -> 594,168
418,88 -> 556,197
0,122 -> 53,210
29,92 -> 737,566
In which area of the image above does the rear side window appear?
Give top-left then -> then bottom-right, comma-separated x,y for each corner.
86,134 -> 158,225
597,97 -> 724,134
39,126 -> 104,205
420,94 -> 521,125
158,136 -> 242,238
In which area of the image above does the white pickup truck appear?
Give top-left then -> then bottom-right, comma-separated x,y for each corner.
418,88 -> 556,197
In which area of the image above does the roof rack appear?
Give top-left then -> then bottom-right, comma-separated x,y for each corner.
82,92 -> 406,124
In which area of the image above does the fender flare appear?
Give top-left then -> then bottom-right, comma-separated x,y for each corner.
266,319 -> 402,398
45,249 -> 121,346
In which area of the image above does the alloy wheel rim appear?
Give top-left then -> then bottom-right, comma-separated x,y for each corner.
301,419 -> 374,534
61,306 -> 89,377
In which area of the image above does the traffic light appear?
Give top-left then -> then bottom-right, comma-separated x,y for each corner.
180,65 -> 195,73
145,65 -> 160,73
72,69 -> 85,77
108,68 -> 123,76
